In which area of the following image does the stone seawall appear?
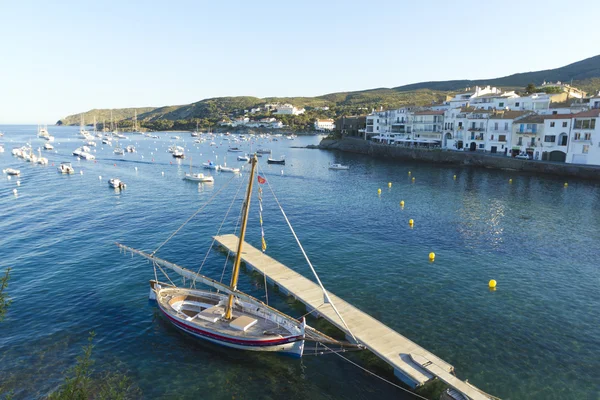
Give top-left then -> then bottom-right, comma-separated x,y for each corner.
318,138 -> 600,181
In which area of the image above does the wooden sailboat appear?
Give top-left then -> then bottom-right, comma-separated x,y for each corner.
117,156 -> 358,357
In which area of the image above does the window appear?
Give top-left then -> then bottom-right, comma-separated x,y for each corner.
593,119 -> 597,129
550,122 -> 555,127
575,133 -> 581,140
518,137 -> 523,145
515,102 -> 520,107
504,122 -> 509,131
562,122 -> 568,127
585,133 -> 591,140
494,122 -> 499,130
479,144 -> 484,149
583,145 -> 589,154
491,135 -> 494,140
544,135 -> 556,143
499,135 -> 506,142
480,122 -> 484,129
552,111 -> 558,115
499,102 -> 504,107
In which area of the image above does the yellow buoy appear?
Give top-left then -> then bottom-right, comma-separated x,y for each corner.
564,182 -> 568,187
509,178 -> 513,184
489,279 -> 497,289
388,182 -> 392,188
411,177 -> 415,182
400,200 -> 405,207
429,252 -> 435,261
453,175 -> 457,180
377,188 -> 382,195
408,219 -> 414,226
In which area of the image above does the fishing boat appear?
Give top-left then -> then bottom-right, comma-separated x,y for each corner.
108,178 -> 126,189
58,162 -> 75,174
3,168 -> 20,176
183,157 -> 214,182
329,163 -> 349,170
202,161 -> 220,170
267,156 -> 285,165
117,155 -> 359,357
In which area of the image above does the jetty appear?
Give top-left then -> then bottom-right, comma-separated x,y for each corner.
215,234 -> 495,400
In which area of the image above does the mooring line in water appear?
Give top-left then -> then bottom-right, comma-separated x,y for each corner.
320,343 -> 430,400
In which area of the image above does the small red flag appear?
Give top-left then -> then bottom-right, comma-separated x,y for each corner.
257,175 -> 266,184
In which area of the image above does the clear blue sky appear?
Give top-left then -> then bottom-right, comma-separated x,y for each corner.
1,0 -> 599,124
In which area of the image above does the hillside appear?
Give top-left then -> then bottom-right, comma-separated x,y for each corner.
57,54 -> 600,127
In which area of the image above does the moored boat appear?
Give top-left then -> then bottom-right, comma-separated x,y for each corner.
3,168 -> 20,176
58,162 -> 75,174
267,156 -> 285,165
329,163 -> 349,170
183,173 -> 214,183
108,178 -> 126,189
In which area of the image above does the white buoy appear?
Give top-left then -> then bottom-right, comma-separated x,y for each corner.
80,170 -> 83,175
13,189 -> 18,196
7,176 -> 11,180
16,180 -> 20,186
135,167 -> 138,171
281,169 -> 284,175
99,176 -> 102,180
141,155 -> 144,159
162,171 -> 165,176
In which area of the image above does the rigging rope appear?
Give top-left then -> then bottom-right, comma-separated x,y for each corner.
192,175 -> 246,288
319,343 -> 429,400
257,166 -> 358,343
218,192 -> 244,287
151,174 -> 237,256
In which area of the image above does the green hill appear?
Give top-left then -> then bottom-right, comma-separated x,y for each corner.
57,54 -> 600,127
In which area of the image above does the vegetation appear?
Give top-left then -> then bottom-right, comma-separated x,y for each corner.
49,332 -> 140,400
0,268 -> 10,322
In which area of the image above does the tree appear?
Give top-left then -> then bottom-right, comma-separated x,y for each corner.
525,83 -> 537,94
0,267 -> 10,322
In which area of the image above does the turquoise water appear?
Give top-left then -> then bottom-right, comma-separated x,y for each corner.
0,125 -> 598,399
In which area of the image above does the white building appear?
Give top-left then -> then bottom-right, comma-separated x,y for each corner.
314,119 -> 335,131
275,104 -> 305,115
485,111 -> 531,155
538,114 -> 573,162
511,115 -> 545,158
567,109 -> 600,165
412,110 -> 444,143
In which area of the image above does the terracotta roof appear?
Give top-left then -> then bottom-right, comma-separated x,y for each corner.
459,106 -> 494,113
543,114 -> 576,120
572,109 -> 600,118
488,111 -> 530,120
517,115 -> 545,124
413,110 -> 445,115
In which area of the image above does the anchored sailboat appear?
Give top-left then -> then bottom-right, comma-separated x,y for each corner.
117,155 -> 359,357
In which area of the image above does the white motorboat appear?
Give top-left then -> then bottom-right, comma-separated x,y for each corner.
58,162 -> 75,174
114,141 -> 125,155
81,152 -> 95,160
0,144 -> 4,153
172,149 -> 185,159
256,148 -> 271,154
86,141 -> 97,147
171,136 -> 181,140
126,145 -> 136,153
184,173 -> 214,183
220,165 -> 240,173
267,156 -> 285,165
329,163 -> 349,170
108,178 -> 126,189
3,168 -> 20,176
237,154 -> 250,162
43,143 -> 54,150
102,138 -> 112,145
72,147 -> 84,157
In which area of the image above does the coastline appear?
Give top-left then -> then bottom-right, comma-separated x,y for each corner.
316,137 -> 600,181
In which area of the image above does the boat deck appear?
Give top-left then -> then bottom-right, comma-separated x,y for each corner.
214,234 -> 495,400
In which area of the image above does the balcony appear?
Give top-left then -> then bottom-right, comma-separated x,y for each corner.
518,129 -> 537,135
468,127 -> 485,132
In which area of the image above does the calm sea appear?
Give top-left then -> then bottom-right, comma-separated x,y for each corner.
0,125 -> 598,399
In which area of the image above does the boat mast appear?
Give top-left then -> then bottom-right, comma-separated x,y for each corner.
225,155 -> 258,319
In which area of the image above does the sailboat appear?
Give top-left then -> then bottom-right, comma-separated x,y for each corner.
132,110 -> 143,134
183,157 -> 214,182
79,115 -> 91,138
114,137 -> 124,155
117,156 -> 358,357
191,121 -> 200,137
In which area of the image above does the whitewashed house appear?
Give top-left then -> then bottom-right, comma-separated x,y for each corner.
275,104 -> 305,115
486,111 -> 531,155
314,119 -> 335,131
567,109 -> 600,165
412,110 -> 444,144
537,114 -> 573,162
464,109 -> 493,152
511,115 -> 545,158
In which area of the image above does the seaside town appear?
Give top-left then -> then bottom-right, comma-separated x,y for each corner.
335,82 -> 600,166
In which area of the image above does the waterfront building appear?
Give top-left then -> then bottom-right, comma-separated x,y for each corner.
511,115 -> 545,158
412,110 -> 444,144
567,109 -> 600,164
314,118 -> 335,131
336,116 -> 367,138
486,111 -> 531,155
539,114 -> 574,162
464,109 -> 494,152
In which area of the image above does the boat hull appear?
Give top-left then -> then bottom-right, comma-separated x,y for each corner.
158,305 -> 305,357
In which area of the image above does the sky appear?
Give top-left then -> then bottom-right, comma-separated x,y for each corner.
1,0 -> 599,124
